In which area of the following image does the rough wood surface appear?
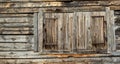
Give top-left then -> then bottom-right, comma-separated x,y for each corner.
38,9 -> 43,53
40,10 -> 107,54
33,13 -> 38,52
106,7 -> 115,53
0,1 -> 119,64
0,1 -> 119,8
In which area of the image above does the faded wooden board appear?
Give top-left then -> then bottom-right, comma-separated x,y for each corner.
44,62 -> 76,64
0,17 -> 33,23
75,12 -> 93,53
0,14 -> 33,17
0,43 -> 32,51
38,10 -> 43,53
106,7 -> 115,53
75,12 -> 88,50
0,7 -> 105,14
68,13 -> 74,52
57,13 -> 63,52
0,17 -> 33,34
0,1 -> 119,8
0,0 -> 71,2
0,35 -> 34,43
33,13 -> 38,52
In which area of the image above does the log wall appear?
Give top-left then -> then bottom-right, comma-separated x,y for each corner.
0,0 -> 120,64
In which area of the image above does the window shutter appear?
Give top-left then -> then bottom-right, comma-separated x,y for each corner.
41,12 -> 74,53
74,12 -> 107,53
39,8 -> 107,54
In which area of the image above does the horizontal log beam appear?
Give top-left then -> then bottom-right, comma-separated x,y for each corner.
0,6 -> 105,13
0,1 -> 119,8
0,0 -> 115,2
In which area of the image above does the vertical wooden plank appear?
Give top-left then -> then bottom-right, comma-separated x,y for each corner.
85,12 -> 91,50
112,10 -> 116,52
33,13 -> 38,52
53,13 -> 58,51
76,12 -> 79,50
78,12 -> 82,50
72,12 -> 77,52
82,12 -> 86,50
112,11 -> 116,52
58,13 -> 63,53
38,9 -> 43,53
68,13 -> 74,52
63,13 -> 69,51
62,13 -> 66,51
106,7 -> 115,53
76,12 -> 85,51
66,13 -> 69,51
53,13 -> 59,51
49,13 -> 53,50
78,12 -> 83,50
84,12 -> 89,49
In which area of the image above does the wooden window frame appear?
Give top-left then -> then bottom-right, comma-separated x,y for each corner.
38,8 -> 109,54
106,7 -> 116,54
33,13 -> 39,52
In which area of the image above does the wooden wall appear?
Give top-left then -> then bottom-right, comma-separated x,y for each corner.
0,0 -> 119,64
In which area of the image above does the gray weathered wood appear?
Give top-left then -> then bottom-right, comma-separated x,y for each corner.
0,43 -> 32,51
58,13 -> 63,53
106,7 -> 115,53
33,13 -> 38,52
0,35 -> 33,43
38,9 -> 43,53
0,7 -> 105,14
85,12 -> 91,50
72,12 -> 77,52
0,1 -> 119,8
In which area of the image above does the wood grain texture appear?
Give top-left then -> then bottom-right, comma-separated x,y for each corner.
33,13 -> 38,52
0,13 -> 34,52
41,11 -> 107,54
106,7 -> 115,53
38,10 -> 43,53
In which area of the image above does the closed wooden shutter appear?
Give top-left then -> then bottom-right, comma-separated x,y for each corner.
74,12 -> 107,53
41,10 -> 107,54
43,12 -> 74,53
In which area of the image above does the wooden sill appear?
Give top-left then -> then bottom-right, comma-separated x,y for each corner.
46,54 -> 110,58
